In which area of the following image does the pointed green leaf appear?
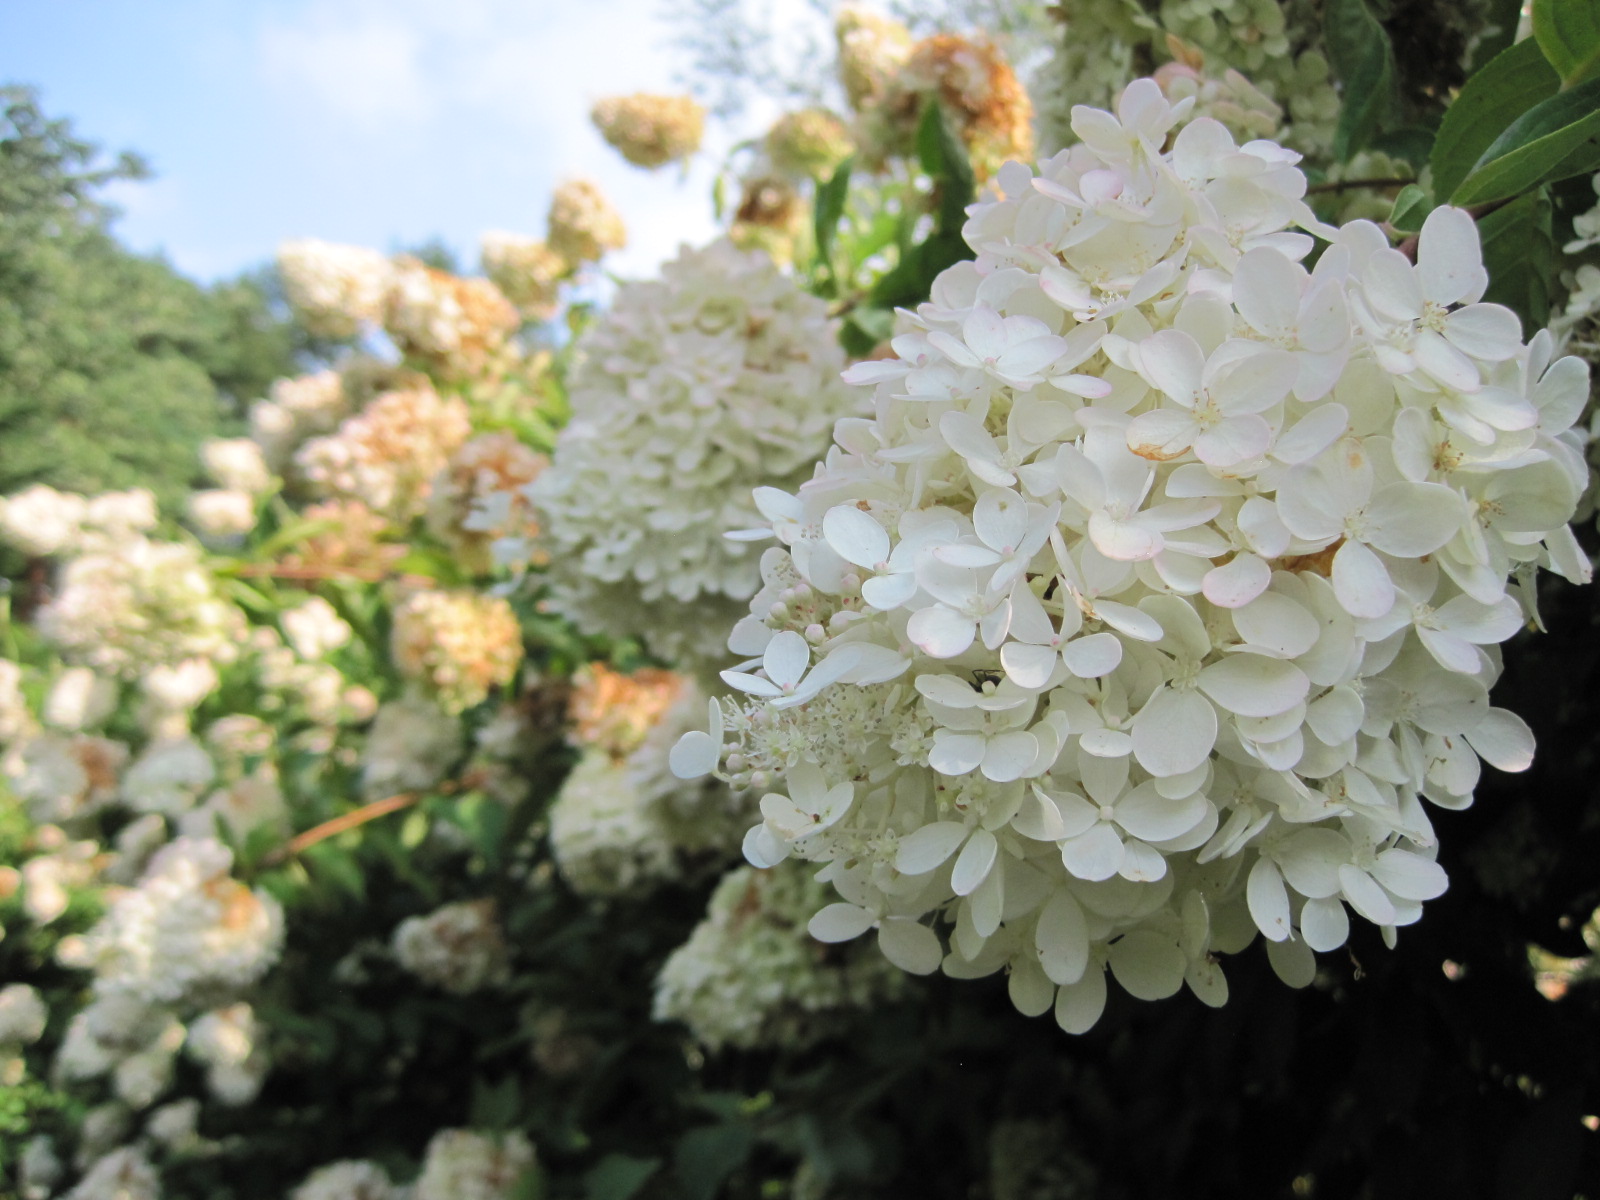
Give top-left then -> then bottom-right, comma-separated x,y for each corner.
813,155 -> 854,272
1478,188 -> 1556,338
1388,184 -> 1434,232
1452,75 -> 1600,205
583,1154 -> 659,1200
674,1123 -> 755,1200
1431,38 -> 1560,203
1324,0 -> 1402,160
1534,0 -> 1600,86
915,99 -> 975,230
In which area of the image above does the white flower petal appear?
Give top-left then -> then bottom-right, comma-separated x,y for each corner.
1331,538 -> 1395,619
1132,687 -> 1217,777
809,902 -> 876,943
1036,891 -> 1090,985
1060,823 -> 1125,881
1233,592 -> 1320,658
823,505 -> 890,569
1114,784 -> 1208,843
877,918 -> 942,975
1054,967 -> 1107,1034
1107,930 -> 1186,1000
1370,849 -> 1447,901
1008,959 -> 1057,1016
1338,864 -> 1397,926
1248,857 -> 1292,942
1202,553 -> 1271,609
1463,708 -> 1535,773
670,731 -> 720,779
1198,654 -> 1308,718
762,630 -> 811,689
907,605 -> 977,658
1299,896 -> 1350,952
951,827 -> 999,896
1062,632 -> 1122,678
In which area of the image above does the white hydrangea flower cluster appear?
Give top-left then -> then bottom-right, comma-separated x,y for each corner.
76,837 -> 285,1007
0,983 -> 48,1047
290,1160 -> 400,1200
652,862 -> 905,1051
36,536 -> 245,681
186,1002 -> 268,1104
277,239 -> 394,339
391,899 -> 511,994
188,436 -> 275,541
546,177 -> 627,265
412,1129 -> 537,1200
531,238 -> 861,666
428,431 -> 548,575
251,370 -> 352,472
390,588 -> 524,713
64,1146 -> 160,1200
360,693 -> 464,801
673,80 -> 1592,1034
297,385 -> 473,522
549,673 -> 743,898
591,92 -> 706,169
0,486 -> 157,559
383,257 -> 522,382
480,231 -> 569,323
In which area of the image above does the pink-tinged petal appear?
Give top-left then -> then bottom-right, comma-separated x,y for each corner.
762,630 -> 810,689
878,918 -> 942,975
1370,849 -> 1448,901
1195,414 -> 1275,468
1413,328 -> 1481,394
928,730 -> 988,776
927,329 -> 981,368
1054,966 -> 1108,1034
1417,205 -> 1488,306
1132,686 -> 1217,777
1363,482 -> 1465,556
951,827 -> 999,895
1248,857 -> 1292,942
861,571 -> 919,610
1202,553 -> 1271,608
841,359 -> 909,385
1040,263 -> 1095,310
1299,897 -> 1349,952
1062,631 -> 1122,678
982,731 -> 1040,782
1136,328 -> 1205,404
823,505 -> 890,569
1107,930 -> 1186,1000
1036,891 -> 1089,984
998,335 -> 1069,380
1338,864 -> 1397,926
1115,782 -> 1208,842
719,670 -> 784,698
1331,539 -> 1395,619
1060,822 -> 1125,881
1442,303 -> 1522,362
1464,707 -> 1535,773
1001,641 -> 1060,690
1198,654 -> 1308,717
908,604 -> 976,658
896,820 -> 971,874
809,902 -> 876,943
1125,408 -> 1198,463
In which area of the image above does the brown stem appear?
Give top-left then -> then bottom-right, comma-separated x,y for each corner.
1306,176 -> 1416,195
263,767 -> 492,866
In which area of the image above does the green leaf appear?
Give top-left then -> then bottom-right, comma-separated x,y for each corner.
468,1076 -> 523,1130
1323,0 -> 1402,160
1478,188 -> 1556,338
1452,75 -> 1600,205
812,155 -> 854,272
1474,0 -> 1531,69
1431,38 -> 1561,203
674,1123 -> 755,1200
302,842 -> 365,903
1388,184 -> 1434,233
1533,0 -> 1600,86
914,100 -> 975,230
583,1154 -> 659,1200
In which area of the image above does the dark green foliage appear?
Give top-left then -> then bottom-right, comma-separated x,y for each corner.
0,86 -> 297,515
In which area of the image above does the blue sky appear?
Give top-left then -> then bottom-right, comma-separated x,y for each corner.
0,0 -> 811,283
